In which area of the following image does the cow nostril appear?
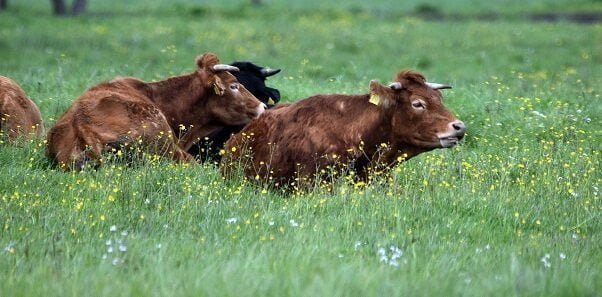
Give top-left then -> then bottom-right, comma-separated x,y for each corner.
451,121 -> 466,132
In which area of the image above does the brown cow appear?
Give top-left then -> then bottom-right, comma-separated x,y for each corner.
47,53 -> 265,170
0,76 -> 44,143
222,70 -> 466,187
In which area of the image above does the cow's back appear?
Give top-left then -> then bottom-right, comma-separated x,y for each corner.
223,94 -> 378,184
46,84 -> 175,168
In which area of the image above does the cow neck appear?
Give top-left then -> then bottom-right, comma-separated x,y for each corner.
332,95 -> 395,175
351,95 -> 395,155
145,72 -> 207,127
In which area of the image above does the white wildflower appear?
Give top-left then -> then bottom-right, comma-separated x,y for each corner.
390,246 -> 403,260
3,241 -> 15,253
109,225 -> 117,232
103,231 -> 129,264
477,244 -> 491,253
377,247 -> 387,262
378,245 -> 403,267
541,254 -> 551,268
559,253 -> 566,260
531,110 -> 546,118
225,217 -> 238,224
289,219 -> 299,227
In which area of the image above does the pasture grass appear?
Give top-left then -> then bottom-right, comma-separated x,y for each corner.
1,1 -> 600,296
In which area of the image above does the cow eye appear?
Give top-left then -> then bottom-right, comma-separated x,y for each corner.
229,83 -> 239,90
412,100 -> 426,110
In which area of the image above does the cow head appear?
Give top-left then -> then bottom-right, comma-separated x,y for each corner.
196,53 -> 266,125
230,61 -> 281,107
369,70 -> 465,150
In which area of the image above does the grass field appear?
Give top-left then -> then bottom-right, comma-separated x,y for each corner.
1,0 -> 601,296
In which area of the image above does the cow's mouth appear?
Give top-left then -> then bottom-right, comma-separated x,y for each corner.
439,136 -> 459,148
242,103 -> 265,120
255,103 -> 266,118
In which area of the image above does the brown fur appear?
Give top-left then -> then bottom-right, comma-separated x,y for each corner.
0,76 -> 44,142
47,53 -> 264,170
222,70 -> 466,187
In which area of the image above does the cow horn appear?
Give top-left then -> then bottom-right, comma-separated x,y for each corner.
212,64 -> 240,72
426,82 -> 452,89
261,68 -> 281,77
389,82 -> 403,90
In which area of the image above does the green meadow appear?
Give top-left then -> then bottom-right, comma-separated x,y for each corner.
1,0 -> 600,296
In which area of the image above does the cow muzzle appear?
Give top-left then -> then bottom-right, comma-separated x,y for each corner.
437,120 -> 466,148
255,103 -> 267,118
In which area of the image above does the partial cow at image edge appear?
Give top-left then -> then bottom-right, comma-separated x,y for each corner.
0,75 -> 45,144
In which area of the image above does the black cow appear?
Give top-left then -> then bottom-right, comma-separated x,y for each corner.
187,61 -> 281,163
230,61 -> 281,107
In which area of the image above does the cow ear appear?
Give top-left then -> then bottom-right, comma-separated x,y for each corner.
213,76 -> 225,96
368,80 -> 395,109
196,52 -> 220,70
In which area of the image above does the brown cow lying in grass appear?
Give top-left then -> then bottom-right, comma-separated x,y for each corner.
0,76 -> 44,143
47,53 -> 265,170
222,70 -> 466,188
